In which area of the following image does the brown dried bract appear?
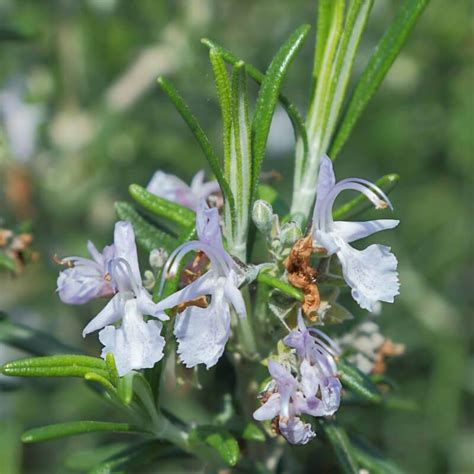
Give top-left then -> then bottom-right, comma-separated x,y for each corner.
176,296 -> 209,313
284,236 -> 320,320
176,252 -> 210,313
372,339 -> 405,375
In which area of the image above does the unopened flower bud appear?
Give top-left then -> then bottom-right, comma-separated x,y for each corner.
149,248 -> 168,270
280,221 -> 301,246
252,200 -> 273,235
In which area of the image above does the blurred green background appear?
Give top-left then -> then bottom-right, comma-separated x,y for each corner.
0,0 -> 472,472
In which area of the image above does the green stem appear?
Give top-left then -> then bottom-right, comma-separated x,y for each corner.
256,272 -> 304,302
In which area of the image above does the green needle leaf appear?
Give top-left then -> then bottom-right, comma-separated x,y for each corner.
256,272 -> 304,303
242,422 -> 265,442
189,426 -> 240,467
251,24 -> 310,203
201,38 -> 308,163
117,372 -> 135,406
209,49 -> 232,181
1,355 -> 110,380
318,419 -> 359,474
333,173 -> 399,220
157,77 -> 236,225
128,184 -> 195,229
330,0 -> 431,157
338,359 -> 383,404
21,421 -> 144,444
115,201 -> 175,252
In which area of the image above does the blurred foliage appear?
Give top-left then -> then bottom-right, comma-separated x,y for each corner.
0,0 -> 472,472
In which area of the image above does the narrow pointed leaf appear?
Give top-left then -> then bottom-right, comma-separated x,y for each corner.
209,49 -> 232,179
320,0 -> 374,155
21,421 -> 144,443
157,77 -> 236,225
319,419 -> 359,474
128,184 -> 195,229
201,38 -> 308,161
1,355 -> 110,380
330,0 -> 430,156
0,318 -> 80,355
338,359 -> 382,404
242,422 -> 265,442
313,0 -> 336,80
333,173 -> 399,220
251,24 -> 310,201
117,372 -> 135,406
115,201 -> 175,252
190,426 -> 240,467
84,372 -> 117,393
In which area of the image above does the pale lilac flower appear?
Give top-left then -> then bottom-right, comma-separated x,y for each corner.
311,155 -> 400,312
146,170 -> 220,211
82,221 -> 168,376
253,360 -> 316,445
57,241 -> 116,305
284,313 -> 342,416
155,201 -> 246,369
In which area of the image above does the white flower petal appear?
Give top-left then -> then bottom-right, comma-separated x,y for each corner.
223,271 -> 246,318
173,286 -> 231,369
332,219 -> 399,243
312,230 -> 339,255
114,221 -> 141,285
253,393 -> 281,421
155,271 -> 216,312
136,288 -> 169,321
99,299 -> 165,376
335,236 -> 399,312
82,293 -> 124,336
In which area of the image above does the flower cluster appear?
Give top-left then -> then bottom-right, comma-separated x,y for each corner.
254,313 -> 341,445
56,156 -> 399,444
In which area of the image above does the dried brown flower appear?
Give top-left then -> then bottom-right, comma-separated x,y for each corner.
284,236 -> 320,320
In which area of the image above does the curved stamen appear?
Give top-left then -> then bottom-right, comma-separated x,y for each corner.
309,328 -> 341,356
156,241 -> 231,297
338,178 -> 393,210
319,182 -> 390,232
111,258 -> 140,295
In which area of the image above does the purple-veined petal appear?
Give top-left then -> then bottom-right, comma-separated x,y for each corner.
335,236 -> 399,312
320,377 -> 342,415
173,285 -> 231,369
332,219 -> 399,244
82,293 -> 124,336
279,416 -> 316,445
99,299 -> 165,376
253,393 -> 281,421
